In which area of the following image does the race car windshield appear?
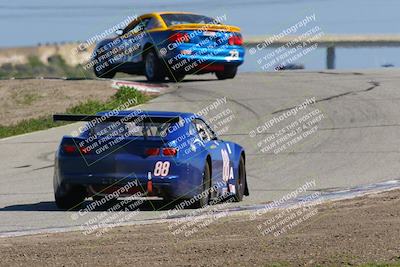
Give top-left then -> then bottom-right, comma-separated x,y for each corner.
91,121 -> 172,138
161,14 -> 218,26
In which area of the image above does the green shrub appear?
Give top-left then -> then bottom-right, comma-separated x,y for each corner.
0,87 -> 148,138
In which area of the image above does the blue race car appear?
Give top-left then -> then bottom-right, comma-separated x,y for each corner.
92,12 -> 245,82
53,110 -> 248,209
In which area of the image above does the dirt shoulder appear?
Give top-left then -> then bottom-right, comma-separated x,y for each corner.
0,190 -> 399,266
0,79 -> 116,126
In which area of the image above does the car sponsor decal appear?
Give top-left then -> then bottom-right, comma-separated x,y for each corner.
203,31 -> 216,37
228,166 -> 236,194
221,148 -> 230,182
226,143 -> 232,154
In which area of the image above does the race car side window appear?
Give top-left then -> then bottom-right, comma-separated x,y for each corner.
130,18 -> 150,34
193,119 -> 212,142
145,17 -> 162,31
188,122 -> 197,136
124,18 -> 150,35
203,120 -> 218,140
123,19 -> 137,34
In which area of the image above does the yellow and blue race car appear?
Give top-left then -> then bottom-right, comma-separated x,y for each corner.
92,12 -> 245,82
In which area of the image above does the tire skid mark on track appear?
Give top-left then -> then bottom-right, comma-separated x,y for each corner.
272,81 -> 381,114
219,122 -> 400,138
31,165 -> 54,171
180,86 -> 261,121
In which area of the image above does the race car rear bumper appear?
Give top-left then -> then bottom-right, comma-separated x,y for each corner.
56,173 -> 201,200
164,44 -> 245,73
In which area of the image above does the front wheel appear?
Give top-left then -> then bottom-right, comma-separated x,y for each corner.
144,50 -> 165,82
216,65 -> 237,80
93,58 -> 115,79
233,156 -> 246,202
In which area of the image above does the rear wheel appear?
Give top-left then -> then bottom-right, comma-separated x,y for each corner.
55,185 -> 86,210
193,161 -> 211,208
216,65 -> 237,80
144,50 -> 165,82
233,156 -> 246,202
93,57 -> 115,79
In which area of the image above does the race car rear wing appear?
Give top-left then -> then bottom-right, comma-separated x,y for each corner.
53,114 -> 181,123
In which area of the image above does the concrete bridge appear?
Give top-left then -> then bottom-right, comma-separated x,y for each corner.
244,34 -> 400,69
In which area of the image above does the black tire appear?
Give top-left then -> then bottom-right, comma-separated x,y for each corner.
167,71 -> 185,82
144,50 -> 165,82
93,57 -> 116,79
160,196 -> 176,209
193,161 -> 211,208
55,185 -> 86,210
233,156 -> 246,202
92,195 -> 104,202
216,65 -> 237,80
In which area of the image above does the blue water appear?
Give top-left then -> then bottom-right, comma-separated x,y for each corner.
1,0 -> 399,70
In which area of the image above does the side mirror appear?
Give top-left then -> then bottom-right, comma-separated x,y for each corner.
115,29 -> 123,36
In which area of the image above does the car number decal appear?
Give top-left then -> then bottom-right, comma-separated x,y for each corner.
154,161 -> 170,177
229,49 -> 239,59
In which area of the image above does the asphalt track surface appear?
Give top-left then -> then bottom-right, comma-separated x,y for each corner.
1,70 -> 399,236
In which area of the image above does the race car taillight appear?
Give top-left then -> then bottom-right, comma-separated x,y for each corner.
145,148 -> 160,156
63,144 -> 76,154
228,35 -> 243,46
169,32 -> 190,43
63,144 -> 90,154
162,148 -> 177,156
145,148 -> 177,156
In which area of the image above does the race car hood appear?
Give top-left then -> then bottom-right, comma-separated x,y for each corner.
167,23 -> 241,33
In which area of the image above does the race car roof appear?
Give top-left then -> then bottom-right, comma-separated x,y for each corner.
144,11 -> 196,16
